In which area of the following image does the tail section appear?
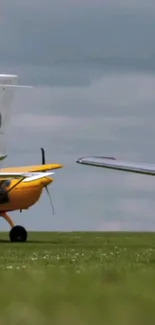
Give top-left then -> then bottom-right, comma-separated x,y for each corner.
0,74 -> 32,160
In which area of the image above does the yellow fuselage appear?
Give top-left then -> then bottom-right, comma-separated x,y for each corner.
0,176 -> 52,213
0,163 -> 62,214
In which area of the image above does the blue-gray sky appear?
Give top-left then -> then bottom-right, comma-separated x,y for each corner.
0,1 -> 155,231
2,0 -> 155,66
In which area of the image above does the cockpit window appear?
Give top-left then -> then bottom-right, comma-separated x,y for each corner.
3,180 -> 11,187
0,180 -> 11,188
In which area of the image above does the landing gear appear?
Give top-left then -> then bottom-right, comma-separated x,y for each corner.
9,225 -> 27,242
1,212 -> 28,242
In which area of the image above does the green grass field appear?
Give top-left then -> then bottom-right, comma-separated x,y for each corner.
0,232 -> 155,324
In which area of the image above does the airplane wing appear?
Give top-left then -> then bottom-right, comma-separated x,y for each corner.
76,156 -> 155,176
23,171 -> 54,182
0,171 -> 55,193
0,171 -> 54,180
1,163 -> 63,173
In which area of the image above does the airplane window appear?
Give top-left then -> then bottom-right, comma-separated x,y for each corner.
2,180 -> 11,187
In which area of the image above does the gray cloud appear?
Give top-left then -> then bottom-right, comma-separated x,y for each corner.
1,0 -> 155,231
3,0 -> 155,11
1,0 -> 155,67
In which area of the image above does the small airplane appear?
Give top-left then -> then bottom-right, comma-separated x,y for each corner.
76,155 -> 155,176
0,74 -> 63,242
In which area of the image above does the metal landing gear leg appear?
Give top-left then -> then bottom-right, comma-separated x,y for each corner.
2,213 -> 27,242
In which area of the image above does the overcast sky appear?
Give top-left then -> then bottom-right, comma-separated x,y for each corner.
0,1 -> 155,232
1,0 -> 155,66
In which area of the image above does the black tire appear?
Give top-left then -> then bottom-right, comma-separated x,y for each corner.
9,225 -> 27,242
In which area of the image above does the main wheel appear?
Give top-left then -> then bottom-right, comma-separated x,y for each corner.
9,225 -> 27,242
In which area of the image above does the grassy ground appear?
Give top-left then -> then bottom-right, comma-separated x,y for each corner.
0,232 -> 155,324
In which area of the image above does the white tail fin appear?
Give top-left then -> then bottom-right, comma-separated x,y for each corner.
0,74 -> 32,160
